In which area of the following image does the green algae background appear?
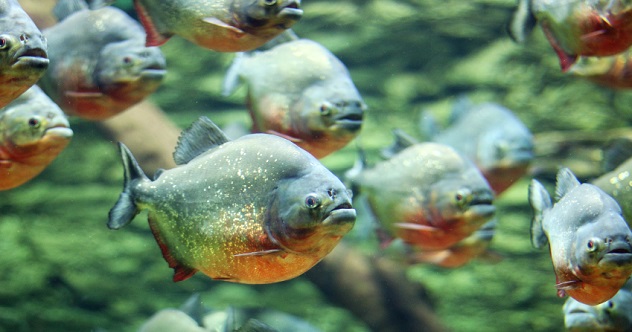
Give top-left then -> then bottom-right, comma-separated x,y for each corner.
2,0 -> 632,331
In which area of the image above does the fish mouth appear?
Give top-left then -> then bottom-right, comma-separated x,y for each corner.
45,125 -> 74,139
323,202 -> 356,227
277,1 -> 303,27
333,104 -> 364,131
12,47 -> 49,70
139,65 -> 167,80
601,241 -> 632,264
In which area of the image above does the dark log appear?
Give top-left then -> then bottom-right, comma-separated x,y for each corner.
305,243 -> 448,332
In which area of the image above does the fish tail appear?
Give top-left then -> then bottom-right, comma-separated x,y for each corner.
528,179 -> 552,249
108,142 -> 149,230
344,143 -> 367,195
221,52 -> 245,97
507,0 -> 535,43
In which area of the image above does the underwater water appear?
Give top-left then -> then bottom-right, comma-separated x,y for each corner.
3,0 -> 632,331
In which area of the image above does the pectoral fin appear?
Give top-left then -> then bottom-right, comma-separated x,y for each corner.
233,249 -> 282,257
203,17 -> 246,38
555,280 -> 582,298
394,222 -> 440,232
65,91 -> 104,99
266,130 -> 304,143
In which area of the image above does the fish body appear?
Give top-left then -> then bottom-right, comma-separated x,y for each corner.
510,0 -> 632,71
529,168 -> 632,305
563,280 -> 632,331
568,50 -> 632,89
0,85 -> 73,190
351,142 -> 495,251
592,156 -> 632,223
422,99 -> 534,195
0,0 -> 49,108
108,117 -> 355,284
133,0 -> 303,51
412,219 -> 499,268
223,38 -> 365,159
39,1 -> 166,120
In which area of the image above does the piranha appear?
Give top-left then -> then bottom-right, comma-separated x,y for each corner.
349,141 -> 496,251
132,0 -> 303,52
38,0 -> 166,121
0,85 -> 73,190
418,97 -> 534,195
223,34 -> 366,159
568,50 -> 632,89
563,280 -> 632,331
529,167 -> 632,305
108,116 -> 356,284
0,0 -> 49,109
510,0 -> 632,72
411,219 -> 501,268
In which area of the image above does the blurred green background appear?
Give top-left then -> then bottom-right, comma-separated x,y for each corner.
3,0 -> 632,331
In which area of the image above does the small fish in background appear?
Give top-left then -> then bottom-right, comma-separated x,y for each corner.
529,168 -> 632,305
0,85 -> 73,190
38,0 -> 166,121
349,140 -> 495,251
410,219 -> 502,268
223,32 -> 366,159
568,50 -> 632,89
138,293 -> 320,332
416,97 -> 534,195
108,116 -> 356,284
132,0 -> 303,52
0,0 -> 49,108
509,0 -> 632,72
592,139 -> 632,224
563,279 -> 632,332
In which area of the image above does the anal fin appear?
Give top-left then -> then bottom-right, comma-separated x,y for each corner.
147,214 -> 197,282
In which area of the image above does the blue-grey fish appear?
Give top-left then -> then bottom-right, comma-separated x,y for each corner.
420,97 -> 534,195
39,0 -> 166,120
349,141 -> 495,251
0,85 -> 72,190
0,0 -> 49,108
529,167 -> 632,305
592,155 -> 632,224
108,116 -> 356,283
223,35 -> 365,159
563,280 -> 632,331
509,0 -> 632,71
133,0 -> 303,51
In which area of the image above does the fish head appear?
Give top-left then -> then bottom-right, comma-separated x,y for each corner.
476,126 -> 534,171
563,297 -> 603,331
0,2 -> 48,82
235,0 -> 303,32
570,190 -> 632,279
266,169 -> 356,254
595,288 -> 632,331
296,84 -> 365,140
96,40 -> 167,96
0,87 -> 72,157
426,166 -> 496,229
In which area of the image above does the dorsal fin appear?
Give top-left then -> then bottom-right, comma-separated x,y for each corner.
173,116 -> 231,165
448,95 -> 473,124
418,109 -> 440,140
555,168 -> 581,201
53,0 -> 89,21
381,128 -> 418,159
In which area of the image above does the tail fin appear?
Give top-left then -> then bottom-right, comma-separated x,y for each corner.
528,179 -> 552,249
108,142 -> 149,230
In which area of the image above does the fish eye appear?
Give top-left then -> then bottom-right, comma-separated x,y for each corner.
305,194 -> 321,209
587,238 -> 603,252
0,37 -> 7,49
454,189 -> 472,207
319,104 -> 331,115
123,56 -> 133,65
28,118 -> 40,128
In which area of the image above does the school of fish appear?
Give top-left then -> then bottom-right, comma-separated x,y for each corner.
3,0 -> 632,330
